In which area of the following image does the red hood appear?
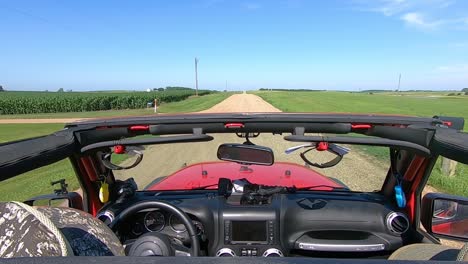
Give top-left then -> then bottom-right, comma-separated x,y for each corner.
147,161 -> 343,191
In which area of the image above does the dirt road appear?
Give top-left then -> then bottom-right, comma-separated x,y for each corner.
199,93 -> 281,113
114,94 -> 387,193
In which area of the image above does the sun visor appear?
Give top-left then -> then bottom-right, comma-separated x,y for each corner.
0,129 -> 77,181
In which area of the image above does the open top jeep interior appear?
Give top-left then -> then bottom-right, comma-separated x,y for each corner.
0,113 -> 467,263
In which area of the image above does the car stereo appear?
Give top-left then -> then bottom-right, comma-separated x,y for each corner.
224,220 -> 275,245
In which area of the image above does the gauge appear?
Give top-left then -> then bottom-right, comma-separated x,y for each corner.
169,214 -> 187,232
144,211 -> 165,232
193,221 -> 204,236
131,222 -> 144,236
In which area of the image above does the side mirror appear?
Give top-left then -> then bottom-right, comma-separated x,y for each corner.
421,193 -> 468,242
217,143 -> 274,166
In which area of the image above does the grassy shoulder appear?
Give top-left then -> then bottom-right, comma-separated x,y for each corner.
255,91 -> 467,196
255,91 -> 468,130
0,92 -> 232,119
0,92 -> 232,202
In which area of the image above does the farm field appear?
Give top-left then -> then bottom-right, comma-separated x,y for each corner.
0,92 -> 232,119
0,89 -> 212,115
254,91 -> 468,130
0,92 -> 232,201
254,91 -> 468,196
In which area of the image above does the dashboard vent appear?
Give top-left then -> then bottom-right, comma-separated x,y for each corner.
386,212 -> 409,235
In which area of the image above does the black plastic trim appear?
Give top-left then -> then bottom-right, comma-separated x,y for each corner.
80,134 -> 213,153
284,135 -> 431,156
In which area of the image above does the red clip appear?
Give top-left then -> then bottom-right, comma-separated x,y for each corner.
224,123 -> 245,128
114,145 -> 126,154
316,142 -> 329,151
442,121 -> 452,127
129,125 -> 149,131
351,124 -> 372,129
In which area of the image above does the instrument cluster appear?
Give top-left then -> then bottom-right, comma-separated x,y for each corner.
129,209 -> 204,237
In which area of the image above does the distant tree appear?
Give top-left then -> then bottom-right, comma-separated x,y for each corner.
57,88 -> 64,92
465,92 -> 468,96
0,85 -> 4,92
67,89 -> 73,92
158,88 -> 165,92
462,88 -> 468,92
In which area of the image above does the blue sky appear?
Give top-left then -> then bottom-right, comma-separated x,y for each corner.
1,0 -> 467,91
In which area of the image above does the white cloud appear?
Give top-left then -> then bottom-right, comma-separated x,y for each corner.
354,0 -> 467,31
436,64 -> 468,73
400,12 -> 442,29
449,41 -> 468,48
370,0 -> 411,16
243,3 -> 261,10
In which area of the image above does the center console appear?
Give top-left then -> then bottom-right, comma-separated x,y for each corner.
216,206 -> 283,257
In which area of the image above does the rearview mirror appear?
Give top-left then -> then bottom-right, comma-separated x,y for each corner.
217,143 -> 274,166
421,193 -> 468,242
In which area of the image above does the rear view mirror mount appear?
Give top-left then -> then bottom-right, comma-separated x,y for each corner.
217,143 -> 274,166
421,193 -> 468,242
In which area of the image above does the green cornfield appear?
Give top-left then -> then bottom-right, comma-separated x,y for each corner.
0,90 -> 212,114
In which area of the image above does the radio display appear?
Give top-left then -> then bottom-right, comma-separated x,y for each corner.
231,221 -> 267,242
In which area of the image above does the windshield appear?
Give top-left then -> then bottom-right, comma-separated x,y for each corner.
113,133 -> 389,192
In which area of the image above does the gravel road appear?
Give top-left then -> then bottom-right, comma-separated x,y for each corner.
114,94 -> 388,193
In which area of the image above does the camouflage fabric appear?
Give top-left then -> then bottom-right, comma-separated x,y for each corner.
457,243 -> 468,261
0,202 -> 68,258
36,207 -> 125,256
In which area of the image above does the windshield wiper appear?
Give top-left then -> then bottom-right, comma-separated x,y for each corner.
294,185 -> 350,192
190,183 -> 218,190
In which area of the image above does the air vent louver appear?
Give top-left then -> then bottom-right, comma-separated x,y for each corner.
386,212 -> 409,235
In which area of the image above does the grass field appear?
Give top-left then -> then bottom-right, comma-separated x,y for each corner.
256,91 -> 468,130
0,92 -> 231,202
255,91 -> 468,196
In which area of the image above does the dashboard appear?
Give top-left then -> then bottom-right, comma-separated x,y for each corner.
98,191 -> 414,258
123,209 -> 205,240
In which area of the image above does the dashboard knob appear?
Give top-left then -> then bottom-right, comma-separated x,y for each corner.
262,248 -> 284,257
216,248 -> 236,257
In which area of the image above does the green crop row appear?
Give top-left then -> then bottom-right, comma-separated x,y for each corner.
0,90 -> 212,114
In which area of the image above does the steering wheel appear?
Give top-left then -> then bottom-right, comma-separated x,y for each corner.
108,200 -> 200,256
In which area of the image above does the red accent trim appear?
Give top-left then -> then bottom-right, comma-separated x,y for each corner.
442,121 -> 452,127
114,145 -> 126,154
224,123 -> 245,128
316,142 -> 329,151
351,124 -> 372,129
403,156 -> 425,182
79,157 -> 102,216
129,125 -> 149,131
405,157 -> 430,223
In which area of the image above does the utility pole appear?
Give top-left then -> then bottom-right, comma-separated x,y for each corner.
397,73 -> 401,92
195,57 -> 199,96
